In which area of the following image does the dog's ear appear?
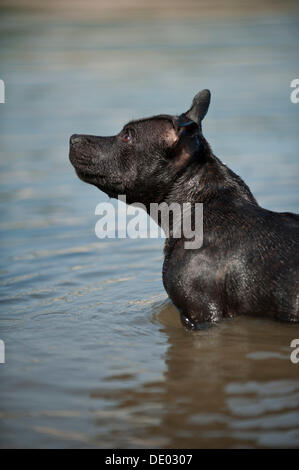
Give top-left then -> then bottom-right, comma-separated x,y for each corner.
168,117 -> 203,168
184,89 -> 211,126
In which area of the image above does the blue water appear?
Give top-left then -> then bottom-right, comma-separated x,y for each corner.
0,7 -> 299,448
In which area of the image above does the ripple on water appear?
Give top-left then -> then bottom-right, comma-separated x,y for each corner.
1,5 -> 299,449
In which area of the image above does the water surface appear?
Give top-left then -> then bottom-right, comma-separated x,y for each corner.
0,5 -> 299,448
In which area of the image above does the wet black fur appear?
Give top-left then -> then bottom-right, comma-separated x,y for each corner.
69,90 -> 299,329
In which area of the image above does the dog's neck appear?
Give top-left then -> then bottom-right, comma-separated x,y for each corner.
166,152 -> 257,207
158,153 -> 257,257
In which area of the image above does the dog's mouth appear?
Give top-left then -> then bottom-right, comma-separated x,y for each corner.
75,168 -> 105,183
69,147 -> 123,192
69,147 -> 105,179
73,164 -> 107,186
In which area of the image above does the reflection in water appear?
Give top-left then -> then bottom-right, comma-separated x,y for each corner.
87,302 -> 299,448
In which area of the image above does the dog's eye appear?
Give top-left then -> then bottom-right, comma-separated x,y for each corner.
121,133 -> 132,143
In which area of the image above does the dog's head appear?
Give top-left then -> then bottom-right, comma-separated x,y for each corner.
69,89 -> 211,205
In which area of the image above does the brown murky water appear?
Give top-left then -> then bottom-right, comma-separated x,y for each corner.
0,1 -> 299,448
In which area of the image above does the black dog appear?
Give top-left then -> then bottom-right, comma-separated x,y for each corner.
69,90 -> 299,329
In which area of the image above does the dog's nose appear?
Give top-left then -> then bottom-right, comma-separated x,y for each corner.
70,134 -> 82,145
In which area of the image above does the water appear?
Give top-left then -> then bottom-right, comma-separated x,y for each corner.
0,3 -> 299,448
